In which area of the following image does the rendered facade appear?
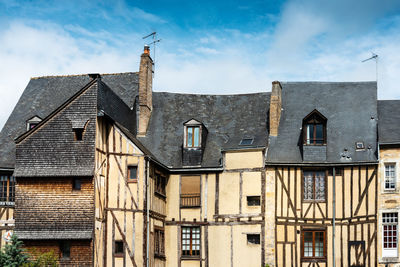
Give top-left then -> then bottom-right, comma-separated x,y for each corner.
0,46 -> 399,266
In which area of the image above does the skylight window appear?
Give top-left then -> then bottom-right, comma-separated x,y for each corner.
239,138 -> 254,146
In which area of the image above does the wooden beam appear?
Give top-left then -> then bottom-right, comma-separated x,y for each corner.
276,169 -> 298,218
354,169 -> 376,216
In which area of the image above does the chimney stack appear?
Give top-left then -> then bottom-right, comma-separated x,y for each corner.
269,81 -> 282,136
138,45 -> 153,136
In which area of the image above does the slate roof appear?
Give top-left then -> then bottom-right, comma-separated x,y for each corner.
138,92 -> 270,168
378,100 -> 400,145
0,73 -> 138,169
266,82 -> 378,164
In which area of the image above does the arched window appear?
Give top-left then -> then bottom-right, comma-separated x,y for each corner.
303,110 -> 327,145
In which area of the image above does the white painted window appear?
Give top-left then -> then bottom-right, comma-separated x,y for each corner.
385,164 -> 396,190
382,212 -> 398,258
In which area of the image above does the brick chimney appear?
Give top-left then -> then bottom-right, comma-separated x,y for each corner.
138,45 -> 153,136
269,81 -> 282,136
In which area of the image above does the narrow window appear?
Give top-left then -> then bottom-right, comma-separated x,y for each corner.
0,175 -> 15,203
73,128 -> 84,141
154,228 -> 165,257
303,171 -> 325,201
182,227 -> 200,257
114,241 -> 124,257
382,212 -> 398,257
247,234 -> 260,244
128,166 -> 138,182
73,179 -> 81,190
303,110 -> 327,145
247,196 -> 261,206
155,173 -> 166,196
302,230 -> 326,260
385,164 -> 396,190
180,176 -> 201,208
60,241 -> 71,259
186,126 -> 200,148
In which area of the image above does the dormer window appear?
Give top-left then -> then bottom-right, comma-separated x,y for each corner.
303,110 -> 327,145
184,119 -> 205,148
26,116 -> 42,131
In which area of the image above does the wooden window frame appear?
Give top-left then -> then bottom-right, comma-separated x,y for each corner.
154,226 -> 165,259
301,228 -> 327,261
185,125 -> 201,148
181,226 -> 201,259
127,165 -> 138,183
302,169 -> 327,203
303,110 -> 327,146
154,173 -> 166,198
384,163 -> 396,191
0,175 -> 15,203
114,240 -> 124,258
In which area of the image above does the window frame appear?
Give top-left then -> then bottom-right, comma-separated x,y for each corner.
0,175 -> 15,204
301,229 -> 327,261
302,110 -> 327,146
180,176 -> 201,208
247,234 -> 260,245
154,172 -> 166,198
184,125 -> 201,148
72,178 -> 81,190
127,165 -> 138,183
114,240 -> 124,258
302,170 -> 327,203
382,212 -> 398,258
181,226 -> 201,259
154,227 -> 165,259
246,196 -> 261,206
384,163 -> 396,191
59,241 -> 71,259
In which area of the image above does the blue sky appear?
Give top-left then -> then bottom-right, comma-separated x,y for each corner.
1,0 -> 400,128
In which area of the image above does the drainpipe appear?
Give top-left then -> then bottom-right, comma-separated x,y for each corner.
146,157 -> 150,267
332,167 -> 336,267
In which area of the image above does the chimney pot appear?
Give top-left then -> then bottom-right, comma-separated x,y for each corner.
144,45 -> 150,55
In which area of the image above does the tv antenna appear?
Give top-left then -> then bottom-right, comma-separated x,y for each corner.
361,52 -> 378,82
143,32 -> 161,65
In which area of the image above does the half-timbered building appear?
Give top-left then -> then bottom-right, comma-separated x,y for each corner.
0,45 -> 397,267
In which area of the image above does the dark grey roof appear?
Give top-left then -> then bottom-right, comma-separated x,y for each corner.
138,92 -> 270,168
378,100 -> 400,145
266,82 -> 378,164
0,73 -> 138,169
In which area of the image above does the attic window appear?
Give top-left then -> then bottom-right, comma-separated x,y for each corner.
356,142 -> 364,150
186,126 -> 200,147
303,110 -> 327,145
26,116 -> 42,131
239,138 -> 254,146
73,128 -> 84,141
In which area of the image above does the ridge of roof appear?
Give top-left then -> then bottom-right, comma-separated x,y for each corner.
30,72 -> 138,80
153,91 -> 270,97
281,81 -> 376,85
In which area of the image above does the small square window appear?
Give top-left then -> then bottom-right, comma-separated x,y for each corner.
114,241 -> 124,257
128,166 -> 138,182
239,138 -> 254,146
356,142 -> 365,150
60,241 -> 70,259
247,234 -> 260,244
247,196 -> 260,206
73,179 -> 81,190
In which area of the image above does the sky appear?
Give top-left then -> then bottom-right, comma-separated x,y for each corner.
0,0 -> 400,129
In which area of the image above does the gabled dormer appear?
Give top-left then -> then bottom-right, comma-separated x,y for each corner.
182,119 -> 208,166
302,109 -> 327,162
26,116 -> 42,131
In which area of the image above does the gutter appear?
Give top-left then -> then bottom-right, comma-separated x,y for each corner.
265,161 -> 379,167
0,168 -> 14,172
168,167 -> 224,173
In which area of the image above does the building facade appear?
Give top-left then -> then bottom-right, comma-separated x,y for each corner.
0,46 -> 398,266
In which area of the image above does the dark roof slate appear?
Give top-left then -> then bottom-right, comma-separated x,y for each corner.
266,82 -> 378,164
0,73 -> 138,168
138,92 -> 270,168
378,100 -> 400,144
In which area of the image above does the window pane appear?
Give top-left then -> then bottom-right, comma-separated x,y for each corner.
304,232 -> 313,257
315,171 -> 325,200
187,127 -> 193,147
315,124 -> 323,144
385,164 -> 396,189
303,172 -> 314,200
194,127 -> 200,147
306,124 -> 313,144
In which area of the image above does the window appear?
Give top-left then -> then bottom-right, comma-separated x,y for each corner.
73,179 -> 81,190
154,228 -> 165,257
186,126 -> 200,147
0,175 -> 15,203
382,212 -> 398,257
73,128 -> 84,141
247,234 -> 260,244
303,171 -> 325,201
303,110 -> 327,145
60,241 -> 70,259
385,164 -> 396,190
128,166 -> 138,182
26,116 -> 42,131
180,176 -> 200,208
155,173 -> 166,196
247,196 -> 260,206
114,240 -> 124,257
302,230 -> 326,260
182,227 -> 200,257
239,138 -> 254,146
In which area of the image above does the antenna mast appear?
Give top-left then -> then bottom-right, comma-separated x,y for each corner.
361,52 -> 378,82
142,32 -> 161,69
